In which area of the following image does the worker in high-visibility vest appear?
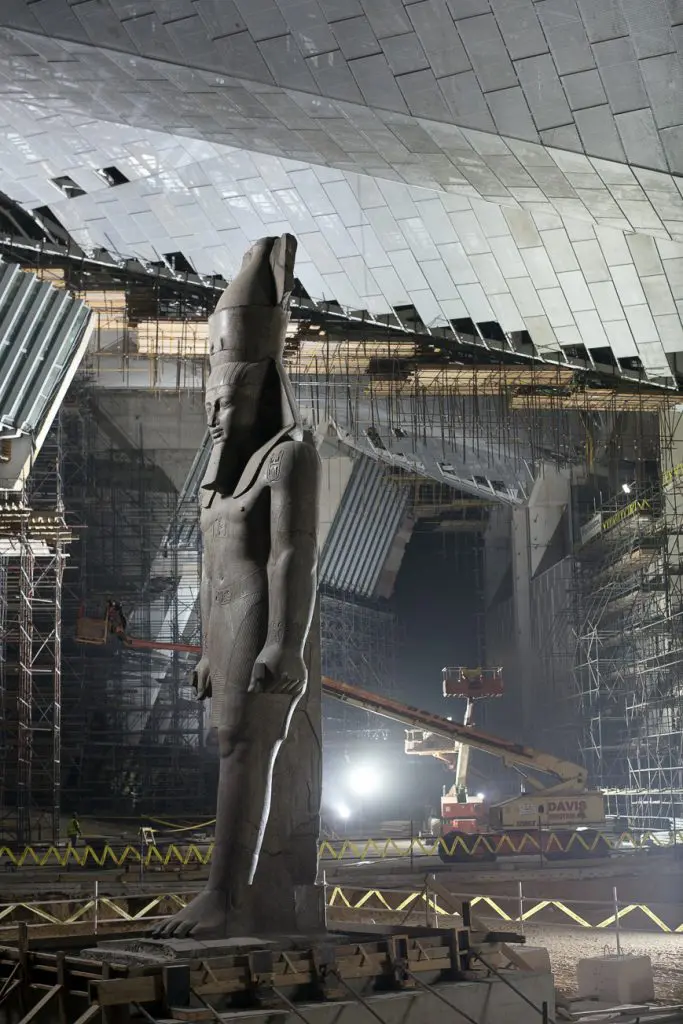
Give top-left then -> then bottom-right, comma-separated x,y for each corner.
66,813 -> 82,847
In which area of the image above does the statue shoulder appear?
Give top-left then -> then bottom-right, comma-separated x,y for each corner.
264,436 -> 321,487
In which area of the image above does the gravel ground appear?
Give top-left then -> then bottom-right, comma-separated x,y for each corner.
518,921 -> 683,1002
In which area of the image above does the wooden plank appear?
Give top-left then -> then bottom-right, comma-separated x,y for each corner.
95,975 -> 161,1007
73,1005 -> 102,1024
17,984 -> 62,1023
0,978 -> 21,1004
168,1010 -> 214,1022
56,952 -> 68,1024
17,922 -> 29,1016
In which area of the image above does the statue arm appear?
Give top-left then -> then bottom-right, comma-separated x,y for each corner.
194,549 -> 213,699
251,441 -> 320,694
200,551 -> 212,657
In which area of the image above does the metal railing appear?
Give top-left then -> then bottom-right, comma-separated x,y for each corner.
0,881 -> 681,938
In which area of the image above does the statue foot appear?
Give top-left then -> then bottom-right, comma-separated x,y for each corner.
151,889 -> 250,940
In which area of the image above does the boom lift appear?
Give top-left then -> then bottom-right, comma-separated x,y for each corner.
405,667 -> 504,833
76,607 -> 607,861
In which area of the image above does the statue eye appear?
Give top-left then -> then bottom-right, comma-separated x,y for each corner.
219,397 -> 233,410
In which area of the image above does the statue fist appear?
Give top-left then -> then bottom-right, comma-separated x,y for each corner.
250,646 -> 307,696
192,657 -> 212,700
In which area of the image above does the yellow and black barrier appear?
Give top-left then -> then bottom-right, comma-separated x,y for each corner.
0,843 -> 212,869
327,886 -> 681,933
0,830 -> 680,869
0,885 -> 680,935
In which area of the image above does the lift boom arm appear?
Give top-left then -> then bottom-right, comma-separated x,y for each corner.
120,632 -> 587,795
324,678 -> 587,795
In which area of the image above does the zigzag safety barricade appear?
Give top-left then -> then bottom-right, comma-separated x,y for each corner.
318,828 -> 682,860
326,885 -> 683,934
0,889 -> 201,933
0,842 -> 213,870
1,829 -> 682,870
1,885 -> 682,938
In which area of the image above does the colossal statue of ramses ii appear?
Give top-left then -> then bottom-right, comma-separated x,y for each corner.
154,234 -> 321,939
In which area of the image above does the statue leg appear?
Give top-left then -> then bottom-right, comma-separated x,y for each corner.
153,689 -> 303,939
153,592 -> 303,939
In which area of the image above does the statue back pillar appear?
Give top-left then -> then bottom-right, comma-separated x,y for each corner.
250,598 -> 324,930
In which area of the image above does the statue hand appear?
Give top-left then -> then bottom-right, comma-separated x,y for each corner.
250,645 -> 307,696
192,657 -> 212,700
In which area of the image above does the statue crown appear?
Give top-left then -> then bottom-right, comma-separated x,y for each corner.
208,233 -> 295,365
208,306 -> 288,365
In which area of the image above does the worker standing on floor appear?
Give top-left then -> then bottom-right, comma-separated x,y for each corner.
66,813 -> 82,871
67,812 -> 82,847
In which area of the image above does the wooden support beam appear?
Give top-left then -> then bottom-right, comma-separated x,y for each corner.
95,975 -> 161,1007
73,1005 -> 102,1024
17,983 -> 62,1023
56,953 -> 68,1024
18,921 -> 29,1017
0,978 -> 21,1005
168,1010 -> 214,1022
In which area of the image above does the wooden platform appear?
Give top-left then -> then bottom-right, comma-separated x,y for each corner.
0,916 -> 543,1023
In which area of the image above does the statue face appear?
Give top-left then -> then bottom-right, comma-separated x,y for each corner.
205,364 -> 269,444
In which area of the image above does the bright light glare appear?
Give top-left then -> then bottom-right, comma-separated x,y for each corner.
348,765 -> 381,796
622,483 -> 632,494
336,803 -> 351,820
476,792 -> 485,801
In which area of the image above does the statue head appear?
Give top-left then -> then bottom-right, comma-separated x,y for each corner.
204,360 -> 273,444
201,234 -> 301,496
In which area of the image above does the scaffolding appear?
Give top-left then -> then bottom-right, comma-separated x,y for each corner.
573,407 -> 683,827
321,592 -> 398,744
56,383 -> 206,817
0,428 -> 71,843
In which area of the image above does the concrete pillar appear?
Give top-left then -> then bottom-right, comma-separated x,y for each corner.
316,423 -> 355,552
510,467 -> 571,738
511,504 -> 534,735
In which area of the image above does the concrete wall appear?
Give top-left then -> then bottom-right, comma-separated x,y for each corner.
530,555 -> 577,759
93,390 -> 206,492
485,468 -> 572,747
